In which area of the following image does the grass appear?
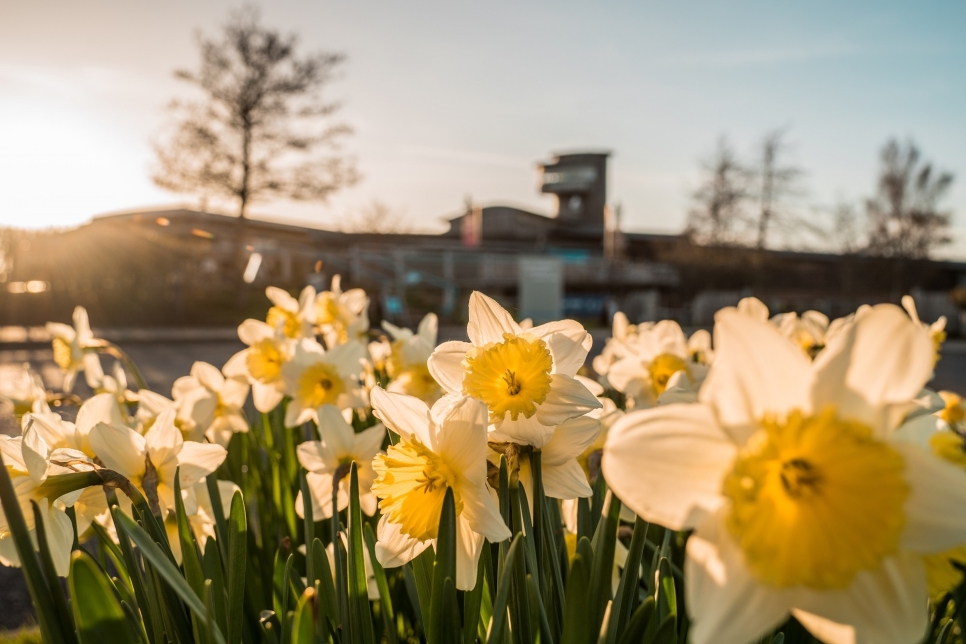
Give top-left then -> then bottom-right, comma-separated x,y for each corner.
0,626 -> 41,644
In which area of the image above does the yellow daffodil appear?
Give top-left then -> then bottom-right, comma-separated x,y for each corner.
296,405 -> 385,519
225,318 -> 295,413
383,313 -> 441,404
281,339 -> 367,427
770,310 -> 830,358
45,306 -> 105,392
265,285 -> 318,340
369,388 -> 511,590
173,361 -> 250,447
428,292 -> 600,449
591,312 -> 641,385
604,304 -> 966,644
315,275 -> 370,349
0,364 -> 49,417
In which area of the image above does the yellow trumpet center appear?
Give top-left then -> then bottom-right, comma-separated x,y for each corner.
940,392 -> 965,428
52,337 -> 74,370
723,408 -> 908,590
316,294 -> 341,326
462,334 -> 553,421
371,437 -> 462,541
924,429 -> 966,597
266,306 -> 301,339
296,362 -> 344,409
395,364 -> 440,403
647,353 -> 690,397
246,339 -> 283,383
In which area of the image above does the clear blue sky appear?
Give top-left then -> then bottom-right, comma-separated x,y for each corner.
2,1 -> 965,253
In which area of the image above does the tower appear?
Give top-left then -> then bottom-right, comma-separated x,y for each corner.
539,151 -> 609,236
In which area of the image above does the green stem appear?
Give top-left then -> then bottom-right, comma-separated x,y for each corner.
100,343 -> 149,391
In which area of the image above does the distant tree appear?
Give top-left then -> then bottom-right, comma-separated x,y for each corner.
829,202 -> 863,254
752,129 -> 804,249
343,200 -> 411,234
153,6 -> 357,219
685,137 -> 749,245
865,139 -> 953,259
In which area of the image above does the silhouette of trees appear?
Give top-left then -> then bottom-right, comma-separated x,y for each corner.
686,137 -> 749,245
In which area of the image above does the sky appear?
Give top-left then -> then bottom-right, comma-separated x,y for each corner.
2,1 -> 966,253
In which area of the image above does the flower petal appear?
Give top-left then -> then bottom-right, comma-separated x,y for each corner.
371,387 -> 434,445
793,553 -> 928,644
812,304 -> 933,434
528,321 -> 592,377
542,460 -> 592,499
89,422 -> 146,479
176,442 -> 228,486
427,341 -> 472,394
541,415 -> 600,466
316,404 -> 355,457
455,516 -> 486,590
144,409 -> 183,467
297,441 -> 333,474
252,383 -> 284,413
892,441 -> 966,553
468,292 -> 520,345
433,395 -> 489,479
602,403 -> 734,531
703,310 -> 811,445
686,510 -> 793,644
237,319 -> 273,346
489,413 -> 555,449
458,480 -> 511,543
535,375 -> 601,426
375,515 -> 431,568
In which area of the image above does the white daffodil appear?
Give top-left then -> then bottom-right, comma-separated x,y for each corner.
771,310 -> 831,358
603,303 -> 966,644
0,364 -> 49,417
428,292 -> 600,449
687,329 -> 714,365
315,275 -> 370,349
383,313 -> 441,404
226,319 -> 295,413
45,306 -> 104,392
173,361 -> 250,446
281,339 -> 368,427
265,285 -> 318,340
295,405 -> 385,519
607,320 -> 708,409
89,409 -> 227,516
591,312 -> 641,384
0,425 -> 90,576
369,388 -> 511,590
903,295 -> 947,365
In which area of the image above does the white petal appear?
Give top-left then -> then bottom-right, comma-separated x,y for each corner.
297,441 -> 334,474
528,321 -> 592,377
433,396 -> 489,478
605,355 -> 647,397
297,472 -> 335,519
76,392 -> 123,436
467,291 -> 520,345
375,515 -> 431,568
266,286 -> 298,310
176,442 -> 228,486
252,383 -> 284,413
651,320 -> 689,356
812,304 -> 934,434
427,341 -> 472,394
371,387 -> 434,444
686,510 -> 793,644
326,340 -> 367,378
144,409 -> 183,467
455,516 -> 486,590
893,441 -> 966,553
535,375 -> 601,426
891,414 -> 941,449
541,460 -> 592,499
489,413 -> 555,449
44,507 -> 76,577
458,479 -> 511,543
316,405 -> 356,457
418,313 -> 438,345
575,374 -> 604,397
541,415 -> 600,466
703,311 -> 811,445
602,404 -> 734,531
22,425 -> 49,485
793,553 -> 928,644
89,423 -> 146,479
222,350 -> 249,378
353,423 -> 387,461
237,319 -> 273,346
284,400 -> 314,429
190,362 -> 225,391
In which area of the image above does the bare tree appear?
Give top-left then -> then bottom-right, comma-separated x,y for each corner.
342,200 -> 411,234
153,6 -> 357,219
752,129 -> 804,249
686,137 -> 749,245
865,139 -> 953,259
829,202 -> 863,254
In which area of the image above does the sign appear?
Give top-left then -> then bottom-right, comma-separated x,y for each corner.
518,256 -> 563,323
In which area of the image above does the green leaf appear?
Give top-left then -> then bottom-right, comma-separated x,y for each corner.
429,487 -> 458,644
69,550 -> 141,643
226,490 -> 247,644
561,542 -> 592,644
440,577 -> 463,644
31,501 -> 76,643
364,524 -> 398,644
656,557 -> 677,624
113,510 -> 226,644
35,470 -> 103,502
645,614 -> 676,644
617,597 -> 655,644
772,634 -> 786,644
346,463 -> 376,644
206,472 -> 230,565
463,554 -> 486,644
291,589 -> 317,644
486,533 -> 523,644
588,490 -> 621,633
311,537 -> 338,636
300,470 -> 315,586
608,516 -> 649,643
203,536 -> 228,638
109,497 -> 162,644
174,470 -> 206,605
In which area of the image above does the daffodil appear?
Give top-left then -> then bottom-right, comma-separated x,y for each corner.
369,388 -> 511,590
603,304 -> 966,644
265,285 -> 318,340
903,295 -> 947,365
89,409 -> 227,516
225,319 -> 294,413
0,364 -> 49,417
383,313 -> 441,404
591,312 -> 641,384
45,305 -> 105,392
295,405 -> 385,519
771,310 -> 830,358
173,361 -> 250,446
687,328 -> 714,365
281,339 -> 368,427
315,275 -> 369,348
428,292 -> 600,449
606,320 -> 708,408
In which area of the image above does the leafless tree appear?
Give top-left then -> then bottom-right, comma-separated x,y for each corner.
685,137 -> 749,245
153,6 -> 357,219
752,129 -> 804,249
865,139 -> 953,259
829,202 -> 863,254
342,200 -> 411,234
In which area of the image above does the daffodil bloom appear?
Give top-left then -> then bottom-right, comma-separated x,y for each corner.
603,304 -> 966,644
265,285 -> 318,340
687,329 -> 714,365
0,426 -> 90,576
383,313 -> 441,404
369,388 -> 511,590
226,318 -> 295,413
45,306 -> 105,392
315,275 -> 370,348
0,363 -> 49,417
903,294 -> 947,365
771,310 -> 830,358
428,292 -> 600,449
173,361 -> 250,446
295,405 -> 385,519
281,339 -> 368,427
607,320 -> 708,409
89,409 -> 227,516
591,312 -> 641,384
